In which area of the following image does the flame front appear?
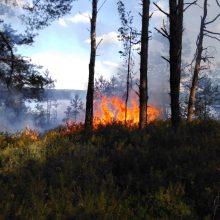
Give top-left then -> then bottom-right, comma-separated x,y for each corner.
94,96 -> 160,127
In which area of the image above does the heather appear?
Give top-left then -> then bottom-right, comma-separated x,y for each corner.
0,120 -> 220,219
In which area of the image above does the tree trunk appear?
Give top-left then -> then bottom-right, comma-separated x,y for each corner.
169,0 -> 183,129
187,0 -> 207,122
85,0 -> 97,132
125,35 -> 132,124
139,0 -> 150,129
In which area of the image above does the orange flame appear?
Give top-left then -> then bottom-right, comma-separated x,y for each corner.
61,121 -> 84,136
22,127 -> 38,140
94,96 -> 160,127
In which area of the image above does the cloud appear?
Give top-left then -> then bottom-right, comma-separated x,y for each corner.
2,0 -> 25,7
153,10 -> 166,19
85,32 -> 119,46
68,12 -> 90,24
152,1 -> 167,20
103,60 -> 119,68
216,24 -> 220,32
31,52 -> 89,90
58,18 -> 67,27
57,12 -> 90,27
151,1 -> 168,29
30,52 -> 120,90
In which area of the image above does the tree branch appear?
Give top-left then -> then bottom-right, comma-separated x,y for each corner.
153,2 -> 169,17
161,56 -> 170,63
96,38 -> 103,50
155,27 -> 170,40
184,0 -> 198,12
204,29 -> 220,36
204,33 -> 220,42
205,13 -> 220,25
97,0 -> 108,14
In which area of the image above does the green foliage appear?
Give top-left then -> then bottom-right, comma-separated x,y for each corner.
195,75 -> 220,119
0,121 -> 220,219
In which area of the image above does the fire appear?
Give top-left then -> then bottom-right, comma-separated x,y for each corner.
61,121 -> 84,136
22,127 -> 38,140
94,96 -> 160,127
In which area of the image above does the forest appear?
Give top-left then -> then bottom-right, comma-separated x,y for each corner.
1,0 -> 220,219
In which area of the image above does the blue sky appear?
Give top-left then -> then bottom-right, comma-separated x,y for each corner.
16,0 -> 168,90
4,0 -> 220,90
18,0 -> 133,89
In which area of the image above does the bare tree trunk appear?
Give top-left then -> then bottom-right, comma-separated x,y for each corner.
169,0 -> 183,129
187,0 -> 207,122
139,0 -> 150,129
85,0 -> 97,132
125,35 -> 132,124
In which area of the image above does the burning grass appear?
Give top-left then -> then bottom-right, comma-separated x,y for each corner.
60,121 -> 84,136
22,127 -> 39,140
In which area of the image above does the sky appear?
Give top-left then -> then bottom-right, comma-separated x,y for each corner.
19,0 -> 135,90
3,0 -> 220,90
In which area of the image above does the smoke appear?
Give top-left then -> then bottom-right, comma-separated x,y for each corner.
0,88 -> 87,133
1,0 -> 25,7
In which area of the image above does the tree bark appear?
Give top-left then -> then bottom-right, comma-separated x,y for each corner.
85,0 -> 97,132
187,0 -> 207,122
169,0 -> 184,129
139,0 -> 150,129
125,34 -> 132,124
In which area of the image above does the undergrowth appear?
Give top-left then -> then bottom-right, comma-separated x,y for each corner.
0,120 -> 220,219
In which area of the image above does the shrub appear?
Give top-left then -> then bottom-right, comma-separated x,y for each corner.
0,120 -> 220,219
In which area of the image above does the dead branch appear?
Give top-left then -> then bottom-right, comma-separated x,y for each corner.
204,29 -> 220,36
153,2 -> 169,17
184,0 -> 198,12
205,13 -> 220,25
161,56 -> 170,63
204,34 -> 220,42
97,0 -> 108,14
155,27 -> 169,39
96,38 -> 103,50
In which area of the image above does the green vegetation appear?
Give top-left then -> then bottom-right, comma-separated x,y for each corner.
0,121 -> 220,219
